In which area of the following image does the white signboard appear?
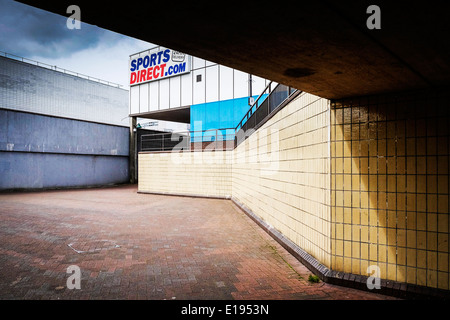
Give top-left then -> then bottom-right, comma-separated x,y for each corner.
129,48 -> 191,86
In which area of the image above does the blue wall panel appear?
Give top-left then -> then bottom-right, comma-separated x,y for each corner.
219,99 -> 234,129
190,96 -> 259,141
204,101 -> 220,130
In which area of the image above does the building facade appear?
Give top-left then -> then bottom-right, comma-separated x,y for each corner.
0,54 -> 130,190
128,46 -> 270,138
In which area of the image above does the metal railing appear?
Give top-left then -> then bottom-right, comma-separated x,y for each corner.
235,82 -> 299,146
140,129 -> 235,152
0,50 -> 123,88
236,81 -> 273,132
139,81 -> 300,152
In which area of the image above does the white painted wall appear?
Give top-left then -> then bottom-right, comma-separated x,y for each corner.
129,46 -> 270,116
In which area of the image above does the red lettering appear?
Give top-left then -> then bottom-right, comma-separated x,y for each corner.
153,65 -> 160,79
159,64 -> 166,79
130,71 -> 137,84
131,63 -> 167,84
139,69 -> 147,83
146,67 -> 153,81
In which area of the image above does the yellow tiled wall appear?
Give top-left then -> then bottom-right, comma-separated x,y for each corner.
138,92 -> 332,267
139,151 -> 232,198
330,89 -> 450,290
232,92 -> 332,267
138,87 -> 450,293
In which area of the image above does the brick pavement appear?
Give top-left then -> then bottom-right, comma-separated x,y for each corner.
0,185 -> 397,300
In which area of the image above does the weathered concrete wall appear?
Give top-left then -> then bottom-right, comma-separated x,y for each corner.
0,109 -> 129,190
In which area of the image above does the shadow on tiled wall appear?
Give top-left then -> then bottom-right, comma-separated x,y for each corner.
331,88 -> 450,290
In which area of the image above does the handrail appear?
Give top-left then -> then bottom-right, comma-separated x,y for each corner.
0,50 -> 123,88
234,82 -> 300,147
141,128 -> 235,140
139,81 -> 300,152
235,81 -> 272,131
140,128 -> 235,152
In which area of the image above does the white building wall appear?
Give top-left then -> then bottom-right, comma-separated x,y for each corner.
129,46 -> 270,116
219,66 -> 234,100
192,68 -> 206,105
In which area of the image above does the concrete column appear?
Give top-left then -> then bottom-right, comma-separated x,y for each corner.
129,116 -> 137,184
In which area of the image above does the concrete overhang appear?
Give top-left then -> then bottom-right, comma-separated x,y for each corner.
17,0 -> 450,100
131,106 -> 190,124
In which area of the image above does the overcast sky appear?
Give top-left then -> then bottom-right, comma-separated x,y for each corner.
0,0 -> 155,88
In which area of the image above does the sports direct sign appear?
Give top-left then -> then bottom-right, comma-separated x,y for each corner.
129,48 -> 190,86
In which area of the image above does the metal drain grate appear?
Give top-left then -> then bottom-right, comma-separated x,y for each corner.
67,239 -> 120,254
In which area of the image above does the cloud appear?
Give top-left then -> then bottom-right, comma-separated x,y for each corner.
0,0 -> 155,87
0,0 -> 120,58
29,36 -> 154,88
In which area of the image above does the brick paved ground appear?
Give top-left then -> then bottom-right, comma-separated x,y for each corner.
0,185 -> 397,300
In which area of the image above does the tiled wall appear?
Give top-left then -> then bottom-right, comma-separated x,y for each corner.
330,88 -> 450,290
232,92 -> 331,267
138,92 -> 331,266
138,151 -> 232,198
138,87 -> 450,293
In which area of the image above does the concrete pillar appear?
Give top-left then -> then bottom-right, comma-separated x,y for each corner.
129,116 -> 137,184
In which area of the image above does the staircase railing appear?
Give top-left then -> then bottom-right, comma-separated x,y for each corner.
234,82 -> 300,146
139,82 -> 301,152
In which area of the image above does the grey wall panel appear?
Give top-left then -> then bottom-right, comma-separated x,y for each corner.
0,109 -> 129,156
0,56 -> 129,127
0,109 -> 129,191
0,151 -> 129,190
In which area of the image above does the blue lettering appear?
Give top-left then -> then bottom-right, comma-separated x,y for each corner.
166,62 -> 187,76
137,58 -> 143,70
130,59 -> 137,72
178,62 -> 186,73
150,53 -> 157,67
133,49 -> 177,72
143,55 -> 150,68
163,49 -> 170,63
157,51 -> 163,64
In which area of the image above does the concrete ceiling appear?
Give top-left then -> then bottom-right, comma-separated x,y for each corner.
18,0 -> 450,100
132,106 -> 190,124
